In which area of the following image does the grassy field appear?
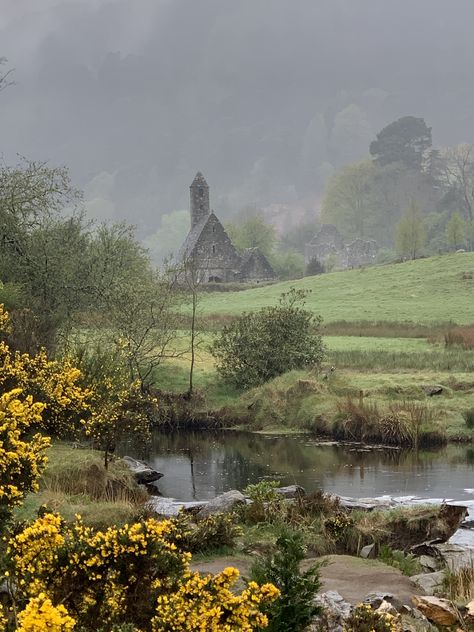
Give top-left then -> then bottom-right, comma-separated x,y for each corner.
198,253 -> 474,324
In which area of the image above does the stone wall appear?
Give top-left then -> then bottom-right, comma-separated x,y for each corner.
305,224 -> 378,270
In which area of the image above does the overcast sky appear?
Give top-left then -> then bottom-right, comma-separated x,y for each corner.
2,0 -> 474,234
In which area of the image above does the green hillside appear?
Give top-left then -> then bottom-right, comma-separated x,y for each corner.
200,253 -> 474,324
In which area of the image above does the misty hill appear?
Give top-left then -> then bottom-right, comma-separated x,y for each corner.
2,1 -> 474,234
199,253 -> 474,325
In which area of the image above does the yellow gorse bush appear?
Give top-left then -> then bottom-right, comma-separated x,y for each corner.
0,389 -> 50,519
17,594 -> 75,632
7,514 -> 278,632
152,566 -> 280,632
0,341 -> 91,437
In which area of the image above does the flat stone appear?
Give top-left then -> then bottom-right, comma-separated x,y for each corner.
418,555 -> 439,572
359,543 -> 376,559
276,484 -> 306,498
434,542 -> 474,571
197,490 -> 246,518
147,497 -> 208,517
122,456 -> 163,485
410,571 -> 445,596
412,596 -> 459,627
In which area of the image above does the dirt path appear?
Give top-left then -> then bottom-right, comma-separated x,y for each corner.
191,554 -> 420,605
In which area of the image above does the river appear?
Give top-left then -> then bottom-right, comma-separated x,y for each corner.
136,430 -> 474,504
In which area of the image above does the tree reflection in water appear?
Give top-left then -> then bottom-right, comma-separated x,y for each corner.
131,430 -> 474,502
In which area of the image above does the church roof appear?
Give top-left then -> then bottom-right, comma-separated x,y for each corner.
177,212 -> 214,262
191,172 -> 208,187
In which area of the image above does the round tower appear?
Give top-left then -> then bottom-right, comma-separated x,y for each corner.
190,172 -> 210,228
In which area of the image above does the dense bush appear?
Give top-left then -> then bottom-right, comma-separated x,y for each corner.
211,289 -> 325,388
305,257 -> 325,276
249,528 -> 321,632
6,513 -> 278,631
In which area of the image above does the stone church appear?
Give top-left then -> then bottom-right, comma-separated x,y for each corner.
178,173 -> 276,283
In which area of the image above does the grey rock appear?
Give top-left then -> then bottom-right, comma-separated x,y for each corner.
122,456 -> 163,485
197,490 -> 246,518
308,590 -> 352,632
423,385 -> 443,396
276,484 -> 306,498
410,571 -> 445,596
418,555 -> 438,573
147,496 -> 208,517
363,592 -> 398,610
359,543 -> 376,559
433,541 -> 474,571
400,613 -> 438,632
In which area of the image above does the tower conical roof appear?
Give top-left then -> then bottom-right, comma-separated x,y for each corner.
191,172 -> 208,187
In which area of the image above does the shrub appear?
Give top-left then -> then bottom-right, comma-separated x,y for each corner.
6,513 -> 278,631
240,481 -> 283,525
378,545 -> 422,576
170,513 -> 241,554
343,603 -> 400,631
211,289 -> 325,388
249,528 -> 321,632
305,257 -> 325,276
0,389 -> 50,524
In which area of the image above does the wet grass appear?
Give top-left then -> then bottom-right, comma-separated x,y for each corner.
198,253 -> 474,325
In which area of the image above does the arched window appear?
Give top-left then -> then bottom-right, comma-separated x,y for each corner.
199,187 -> 204,197
212,244 -> 216,254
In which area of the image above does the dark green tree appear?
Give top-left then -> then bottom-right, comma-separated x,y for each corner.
210,288 -> 325,388
370,116 -> 432,171
249,528 -> 321,632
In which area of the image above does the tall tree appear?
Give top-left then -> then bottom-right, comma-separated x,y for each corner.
370,116 -> 432,171
226,215 -> 276,258
321,160 -> 376,239
395,201 -> 426,260
446,212 -> 466,250
441,144 -> 474,227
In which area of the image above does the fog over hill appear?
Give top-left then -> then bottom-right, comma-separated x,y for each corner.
2,0 -> 474,235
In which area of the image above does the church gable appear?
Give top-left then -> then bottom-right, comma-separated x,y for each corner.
189,213 -> 241,272
239,248 -> 276,281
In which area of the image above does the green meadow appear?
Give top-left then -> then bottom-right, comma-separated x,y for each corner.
198,253 -> 474,324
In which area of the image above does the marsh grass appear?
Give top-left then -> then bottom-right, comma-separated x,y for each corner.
443,561 -> 474,603
333,397 -> 443,447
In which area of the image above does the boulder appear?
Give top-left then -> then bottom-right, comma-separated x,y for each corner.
122,456 -> 163,485
276,485 -> 306,498
359,543 -> 377,559
400,613 -> 438,632
466,599 -> 474,620
410,571 -> 445,596
433,541 -> 474,571
197,490 -> 246,518
423,385 -> 443,397
363,592 -> 403,612
147,497 -> 208,517
418,555 -> 438,573
308,590 -> 352,632
412,596 -> 459,627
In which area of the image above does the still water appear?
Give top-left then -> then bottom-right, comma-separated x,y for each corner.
137,431 -> 474,503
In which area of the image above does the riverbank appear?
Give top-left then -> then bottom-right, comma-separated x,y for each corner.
153,365 -> 474,445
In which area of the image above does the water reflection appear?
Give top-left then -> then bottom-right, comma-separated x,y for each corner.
133,431 -> 474,502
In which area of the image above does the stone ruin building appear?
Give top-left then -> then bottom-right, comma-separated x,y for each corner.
178,173 -> 276,283
305,224 -> 378,270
